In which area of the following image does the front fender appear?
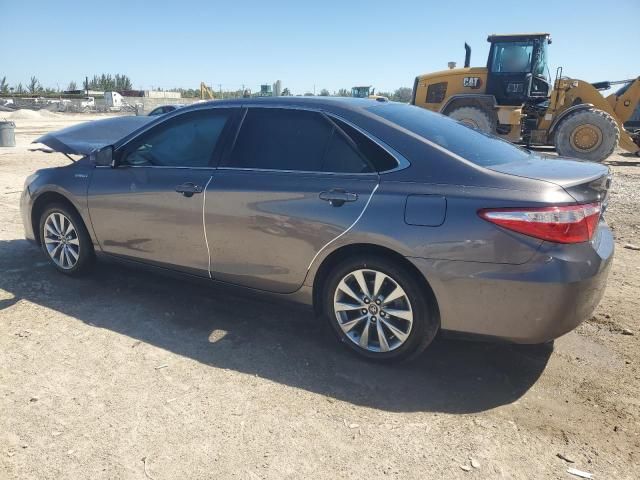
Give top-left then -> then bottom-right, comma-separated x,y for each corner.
25,165 -> 95,244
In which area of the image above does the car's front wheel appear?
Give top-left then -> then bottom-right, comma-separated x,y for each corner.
323,255 -> 438,362
39,203 -> 94,276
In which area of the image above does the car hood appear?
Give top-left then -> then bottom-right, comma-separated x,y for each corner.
34,116 -> 154,155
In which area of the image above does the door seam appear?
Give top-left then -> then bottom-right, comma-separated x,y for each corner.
202,175 -> 214,278
305,182 -> 379,273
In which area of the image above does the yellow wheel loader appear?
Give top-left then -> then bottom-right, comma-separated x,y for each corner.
411,33 -> 640,161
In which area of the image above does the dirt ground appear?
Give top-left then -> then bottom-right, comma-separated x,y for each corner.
0,112 -> 638,480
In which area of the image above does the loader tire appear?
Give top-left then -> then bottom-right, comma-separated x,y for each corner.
448,106 -> 496,134
554,109 -> 619,162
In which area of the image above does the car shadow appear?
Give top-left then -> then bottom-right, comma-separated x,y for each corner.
0,239 -> 552,414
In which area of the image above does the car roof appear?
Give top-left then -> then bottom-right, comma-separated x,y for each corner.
179,96 -> 391,114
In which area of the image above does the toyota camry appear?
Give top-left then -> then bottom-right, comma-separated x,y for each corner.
21,97 -> 613,362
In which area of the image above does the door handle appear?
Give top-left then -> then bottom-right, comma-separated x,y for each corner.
319,189 -> 358,207
175,182 -> 203,198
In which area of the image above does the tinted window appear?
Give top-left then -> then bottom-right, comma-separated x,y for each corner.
490,42 -> 533,73
366,103 -> 530,167
323,129 -> 372,173
331,117 -> 397,171
123,110 -> 229,167
225,108 -> 332,171
426,82 -> 448,104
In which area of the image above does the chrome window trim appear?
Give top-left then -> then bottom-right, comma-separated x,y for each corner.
215,166 -> 378,177
222,105 -> 409,175
95,165 -> 217,170
109,102 -> 413,174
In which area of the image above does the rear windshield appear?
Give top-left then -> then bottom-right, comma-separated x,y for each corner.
366,103 -> 531,167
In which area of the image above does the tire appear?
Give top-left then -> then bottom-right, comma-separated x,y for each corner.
554,109 -> 620,162
39,203 -> 95,276
322,255 -> 439,362
448,106 -> 496,134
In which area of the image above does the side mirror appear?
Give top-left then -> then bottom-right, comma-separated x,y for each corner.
90,146 -> 114,167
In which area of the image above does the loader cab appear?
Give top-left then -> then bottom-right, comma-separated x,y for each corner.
352,86 -> 373,98
486,33 -> 552,105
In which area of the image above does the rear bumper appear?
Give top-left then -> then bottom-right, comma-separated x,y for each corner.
408,223 -> 614,343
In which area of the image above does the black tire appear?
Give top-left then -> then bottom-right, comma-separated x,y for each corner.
448,106 -> 496,134
38,203 -> 95,276
554,109 -> 620,162
322,255 -> 439,362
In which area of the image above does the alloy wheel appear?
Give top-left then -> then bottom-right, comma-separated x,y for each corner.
333,268 -> 414,353
43,212 -> 80,270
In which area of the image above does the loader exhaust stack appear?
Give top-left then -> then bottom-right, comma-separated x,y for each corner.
464,43 -> 471,68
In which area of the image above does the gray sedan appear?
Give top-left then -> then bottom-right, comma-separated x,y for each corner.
21,97 -> 613,362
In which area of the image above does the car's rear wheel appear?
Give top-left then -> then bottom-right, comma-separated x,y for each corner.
323,255 -> 438,362
39,203 -> 94,276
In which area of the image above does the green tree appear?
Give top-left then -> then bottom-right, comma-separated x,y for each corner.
303,92 -> 314,96
336,88 -> 352,97
392,87 -> 412,103
319,88 -> 330,96
28,76 -> 42,94
15,83 -> 25,94
87,73 -> 133,91
67,81 -> 77,91
281,87 -> 291,96
0,76 -> 8,94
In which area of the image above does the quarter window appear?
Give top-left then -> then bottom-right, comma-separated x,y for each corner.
323,128 -> 373,173
122,110 -> 230,167
330,117 -> 397,172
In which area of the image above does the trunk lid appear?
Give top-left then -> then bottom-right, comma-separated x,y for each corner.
33,116 -> 154,155
488,154 -> 612,204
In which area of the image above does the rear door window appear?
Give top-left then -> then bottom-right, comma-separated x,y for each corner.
224,108 -> 332,171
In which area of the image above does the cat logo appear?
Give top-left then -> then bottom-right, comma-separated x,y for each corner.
463,77 -> 482,89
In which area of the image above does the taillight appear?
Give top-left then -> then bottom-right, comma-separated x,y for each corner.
478,203 -> 601,244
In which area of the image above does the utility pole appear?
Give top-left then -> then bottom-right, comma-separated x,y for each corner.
219,84 -> 223,99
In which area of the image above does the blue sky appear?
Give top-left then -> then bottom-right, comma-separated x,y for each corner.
1,0 -> 638,94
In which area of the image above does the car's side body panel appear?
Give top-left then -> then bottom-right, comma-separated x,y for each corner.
204,172 -> 378,294
407,222 -> 614,340
21,98 -> 615,347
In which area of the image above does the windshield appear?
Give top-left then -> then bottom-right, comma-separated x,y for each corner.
366,103 -> 531,167
490,41 -> 533,73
